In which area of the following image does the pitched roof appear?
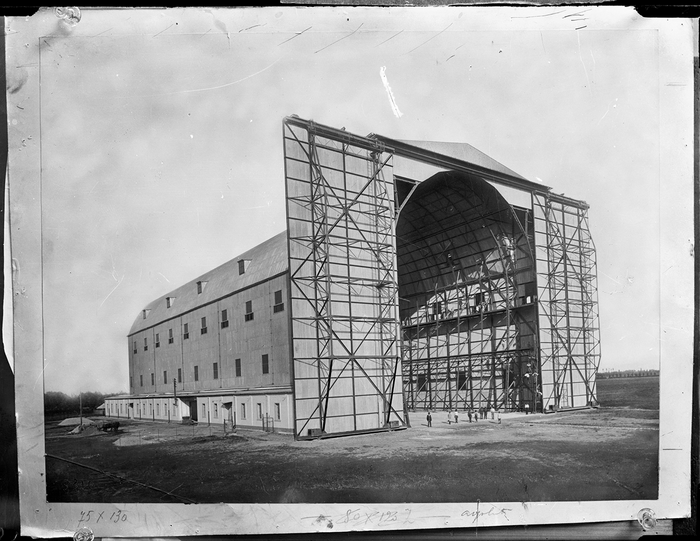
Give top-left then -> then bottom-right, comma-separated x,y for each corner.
398,139 -> 527,181
128,230 -> 288,336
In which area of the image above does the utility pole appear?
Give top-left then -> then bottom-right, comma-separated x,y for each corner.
79,391 -> 82,425
173,378 -> 177,420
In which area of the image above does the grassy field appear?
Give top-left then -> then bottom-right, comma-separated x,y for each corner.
597,376 -> 659,410
45,376 -> 659,504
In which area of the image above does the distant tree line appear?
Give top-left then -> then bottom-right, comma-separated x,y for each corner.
598,369 -> 659,379
44,391 -> 125,415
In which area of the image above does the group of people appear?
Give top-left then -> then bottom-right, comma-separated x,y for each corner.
426,406 -> 502,427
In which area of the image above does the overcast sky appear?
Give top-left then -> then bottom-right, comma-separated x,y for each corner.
13,7 -> 691,395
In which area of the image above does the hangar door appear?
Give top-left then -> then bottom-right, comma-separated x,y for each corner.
283,117 -> 406,439
533,192 -> 601,411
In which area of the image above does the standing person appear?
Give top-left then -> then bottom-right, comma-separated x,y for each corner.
426,411 -> 432,427
454,410 -> 459,423
447,410 -> 453,425
490,406 -> 495,420
497,411 -> 502,424
525,403 -> 530,415
467,409 -> 472,423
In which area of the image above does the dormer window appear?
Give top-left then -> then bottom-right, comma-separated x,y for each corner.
142,309 -> 150,319
238,259 -> 250,275
166,297 -> 174,308
197,281 -> 207,294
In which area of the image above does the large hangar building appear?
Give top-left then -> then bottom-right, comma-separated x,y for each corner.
106,116 -> 601,439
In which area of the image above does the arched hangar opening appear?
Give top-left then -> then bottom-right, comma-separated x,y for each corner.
396,170 -> 541,413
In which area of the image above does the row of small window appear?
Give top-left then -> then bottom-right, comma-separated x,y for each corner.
194,401 -> 282,422
239,401 -> 281,421
135,355 -> 271,387
109,400 -> 282,422
135,292 -> 284,353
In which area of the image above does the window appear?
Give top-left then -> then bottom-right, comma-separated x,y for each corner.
235,358 -> 241,377
238,259 -> 247,275
194,365 -> 199,382
213,362 -> 219,380
177,368 -> 182,383
168,328 -> 174,344
475,292 -> 489,312
197,280 -> 207,294
274,403 -> 281,421
144,337 -> 148,351
151,373 -> 155,386
130,376 -> 133,388
214,403 -> 218,419
241,403 -> 247,420
273,290 -> 284,313
202,403 -> 206,419
221,309 -> 229,329
166,297 -> 174,308
245,300 -> 254,322
183,322 -> 189,340
201,316 -> 208,335
156,403 -> 160,416
163,370 -> 168,384
155,333 -> 160,348
457,371 -> 467,390
133,341 -> 137,354
262,354 -> 269,375
140,375 -> 143,387
142,309 -> 149,319
256,403 -> 262,420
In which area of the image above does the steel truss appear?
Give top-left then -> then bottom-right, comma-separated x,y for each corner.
284,118 -> 405,439
283,116 -> 601,434
533,193 -> 601,411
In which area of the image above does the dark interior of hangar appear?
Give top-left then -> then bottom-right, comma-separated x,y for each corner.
396,171 -> 540,413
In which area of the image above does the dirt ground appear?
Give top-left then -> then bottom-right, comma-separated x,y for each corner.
45,378 -> 659,504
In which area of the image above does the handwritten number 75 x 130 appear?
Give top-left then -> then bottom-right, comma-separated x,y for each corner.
78,509 -> 128,525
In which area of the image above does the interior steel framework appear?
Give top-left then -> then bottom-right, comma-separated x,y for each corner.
283,116 -> 601,438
